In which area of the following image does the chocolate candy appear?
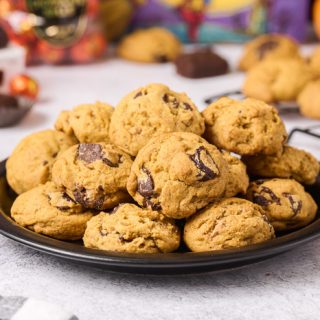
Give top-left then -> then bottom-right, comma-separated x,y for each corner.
174,48 -> 229,79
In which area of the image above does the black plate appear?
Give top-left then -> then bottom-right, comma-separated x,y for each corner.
1,159 -> 320,274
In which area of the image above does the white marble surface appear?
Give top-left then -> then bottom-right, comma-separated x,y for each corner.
0,45 -> 320,319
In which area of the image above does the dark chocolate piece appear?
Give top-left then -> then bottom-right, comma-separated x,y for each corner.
257,40 -> 279,60
78,144 -> 103,163
252,186 -> 281,207
134,91 -> 142,99
137,166 -> 155,198
282,192 -> 302,216
143,198 -> 162,211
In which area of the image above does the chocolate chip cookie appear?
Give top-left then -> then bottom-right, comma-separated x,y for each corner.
83,203 -> 180,253
184,198 -> 275,252
52,143 -> 132,210
11,182 -> 94,240
117,27 -> 181,63
202,97 -> 287,156
109,83 -> 205,156
55,101 -> 113,143
127,132 -> 228,219
243,59 -> 316,103
243,145 -> 319,185
246,179 -> 317,231
6,130 -> 76,194
297,80 -> 320,120
239,34 -> 300,71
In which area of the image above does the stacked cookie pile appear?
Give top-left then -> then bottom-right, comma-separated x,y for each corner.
239,34 -> 320,119
6,83 -> 319,253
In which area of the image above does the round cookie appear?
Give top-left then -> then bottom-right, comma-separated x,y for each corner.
239,34 -> 300,71
83,203 -> 180,253
184,198 -> 275,252
243,59 -> 316,103
222,151 -> 249,197
243,145 -> 319,185
246,179 -> 317,231
297,80 -> 320,120
11,182 -> 94,240
117,27 -> 181,63
202,97 -> 287,156
52,143 -> 132,210
55,101 -> 114,143
309,46 -> 320,75
109,83 -> 205,156
6,129 -> 76,194
127,132 -> 228,219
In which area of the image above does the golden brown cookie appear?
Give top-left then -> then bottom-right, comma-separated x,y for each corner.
11,182 -> 94,240
83,203 -> 180,253
243,59 -> 316,103
117,27 -> 181,63
246,179 -> 317,231
127,132 -> 228,219
297,80 -> 320,119
239,34 -> 300,71
52,143 -> 132,210
243,145 -> 319,185
109,83 -> 205,156
309,46 -> 320,75
55,102 -> 114,143
202,97 -> 287,156
6,130 -> 76,195
184,198 -> 275,252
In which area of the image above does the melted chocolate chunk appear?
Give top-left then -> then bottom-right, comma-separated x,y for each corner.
137,166 -> 155,198
282,192 -> 302,216
257,40 -> 279,60
143,198 -> 162,211
62,192 -> 76,203
189,146 -> 219,181
162,94 -> 179,108
252,186 -> 281,207
78,144 -> 103,163
73,187 -> 88,206
182,102 -> 192,111
42,160 -> 48,166
102,156 -> 119,168
134,91 -> 142,99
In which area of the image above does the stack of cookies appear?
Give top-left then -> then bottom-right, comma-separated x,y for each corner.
6,83 -> 319,253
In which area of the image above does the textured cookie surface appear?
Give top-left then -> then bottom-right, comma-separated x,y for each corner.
11,182 -> 94,240
239,34 -> 300,71
309,46 -> 320,75
127,132 -> 228,219
83,203 -> 180,253
6,129 -> 76,194
55,101 -> 114,143
117,27 -> 181,63
202,97 -> 287,156
52,143 -> 132,210
109,83 -> 205,156
297,80 -> 320,120
184,198 -> 275,252
243,59 -> 316,103
243,145 -> 319,185
246,179 -> 317,231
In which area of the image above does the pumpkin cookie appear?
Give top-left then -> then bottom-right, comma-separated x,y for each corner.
309,46 -> 320,75
83,203 -> 180,253
297,80 -> 320,120
109,83 -> 205,156
184,198 -> 275,252
52,143 -> 132,210
246,179 -> 317,231
127,132 -> 228,219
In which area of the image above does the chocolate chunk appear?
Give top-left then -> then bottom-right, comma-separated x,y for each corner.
257,40 -> 279,60
143,198 -> 162,211
134,91 -> 142,99
189,146 -> 219,181
154,54 -> 168,63
0,26 -> 9,49
137,166 -> 155,198
73,187 -> 104,209
252,186 -> 281,207
162,94 -> 179,108
73,187 -> 88,206
182,102 -> 192,111
42,160 -> 48,166
175,48 -> 229,79
282,192 -> 302,216
78,144 -> 103,163
102,156 -> 119,168
62,192 -> 76,204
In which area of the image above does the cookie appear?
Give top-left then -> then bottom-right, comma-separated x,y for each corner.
11,182 -> 94,240
83,203 -> 180,253
246,179 -> 317,231
127,132 -> 228,219
243,59 -> 316,103
243,145 -> 319,185
222,151 -> 249,197
239,34 -> 300,71
174,48 -> 229,78
117,27 -> 181,63
309,46 -> 320,75
202,97 -> 287,156
184,198 -> 275,252
297,80 -> 320,120
52,143 -> 132,210
6,129 -> 76,195
109,83 -> 205,156
55,101 -> 114,143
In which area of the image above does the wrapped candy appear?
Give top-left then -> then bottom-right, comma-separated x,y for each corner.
9,74 -> 39,100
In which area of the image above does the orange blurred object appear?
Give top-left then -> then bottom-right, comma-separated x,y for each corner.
36,41 -> 66,64
314,0 -> 320,38
9,74 -> 39,100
